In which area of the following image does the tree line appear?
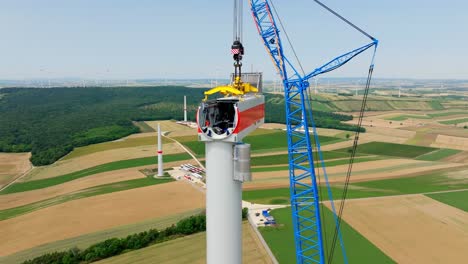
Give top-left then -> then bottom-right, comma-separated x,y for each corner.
0,87 -> 360,166
23,209 -> 249,264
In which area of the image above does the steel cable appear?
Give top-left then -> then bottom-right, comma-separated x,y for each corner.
327,64 -> 374,264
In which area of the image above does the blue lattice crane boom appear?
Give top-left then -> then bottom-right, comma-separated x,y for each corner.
249,0 -> 378,263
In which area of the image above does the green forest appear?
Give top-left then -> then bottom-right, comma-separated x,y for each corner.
0,87 -> 359,166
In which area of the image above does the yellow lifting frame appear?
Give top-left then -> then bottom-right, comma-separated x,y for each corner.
204,76 -> 258,100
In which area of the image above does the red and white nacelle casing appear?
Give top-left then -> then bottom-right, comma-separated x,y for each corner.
197,95 -> 264,142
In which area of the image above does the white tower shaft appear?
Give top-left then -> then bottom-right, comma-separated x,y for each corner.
184,96 -> 187,122
157,123 -> 163,177
206,142 -> 242,264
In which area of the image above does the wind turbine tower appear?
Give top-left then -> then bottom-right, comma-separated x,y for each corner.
184,96 -> 187,122
157,123 -> 163,177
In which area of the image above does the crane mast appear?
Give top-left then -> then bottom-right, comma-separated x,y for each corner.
250,0 -> 378,263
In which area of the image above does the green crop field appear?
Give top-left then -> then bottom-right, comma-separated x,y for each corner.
183,131 -> 343,156
0,153 -> 191,194
330,100 -> 370,112
365,100 -> 395,111
387,100 -> 434,110
243,184 -> 393,205
0,209 -> 203,264
250,151 -> 357,167
385,114 -> 431,121
251,156 -> 380,173
439,117 -> 468,125
0,177 -> 173,220
428,111 -> 467,118
252,165 -> 290,173
426,190 -> 468,212
63,136 -> 170,160
415,149 -> 461,161
172,135 -> 197,143
245,168 -> 468,205
260,207 -> 395,264
340,142 -> 437,158
427,100 -> 445,110
308,97 -> 446,112
355,171 -> 468,195
310,101 -> 334,112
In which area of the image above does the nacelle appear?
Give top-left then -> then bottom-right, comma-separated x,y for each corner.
197,95 -> 264,142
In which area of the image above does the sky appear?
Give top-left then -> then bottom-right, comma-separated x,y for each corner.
0,0 -> 467,80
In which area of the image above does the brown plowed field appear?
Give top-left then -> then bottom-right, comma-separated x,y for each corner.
431,134 -> 468,151
0,181 -> 204,256
0,153 -> 31,188
329,195 -> 468,264
444,151 -> 468,163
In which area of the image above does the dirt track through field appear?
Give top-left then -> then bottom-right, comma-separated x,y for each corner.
0,181 -> 204,256
0,153 -> 31,188
328,195 -> 468,264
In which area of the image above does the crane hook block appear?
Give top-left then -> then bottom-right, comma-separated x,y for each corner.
231,40 -> 244,61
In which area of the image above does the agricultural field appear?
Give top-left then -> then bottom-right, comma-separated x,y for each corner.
245,157 -> 465,190
260,207 -> 395,264
0,177 -> 174,220
62,134 -> 170,160
250,163 -> 468,263
0,181 -> 205,256
181,130 -> 344,157
343,142 -> 438,158
22,143 -> 185,182
244,167 -> 468,204
0,152 -> 31,188
439,117 -> 468,125
336,195 -> 468,264
1,89 -> 467,264
384,114 -> 432,121
0,209 -> 203,264
0,119 -> 213,263
431,134 -> 468,151
95,221 -> 272,264
415,148 -> 461,161
1,153 -> 191,194
426,190 -> 468,212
